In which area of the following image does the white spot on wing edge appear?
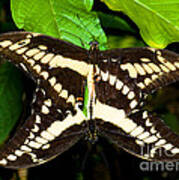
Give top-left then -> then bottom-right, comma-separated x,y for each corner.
116,80 -> 123,90
120,63 -> 137,78
9,39 -> 31,51
41,105 -> 49,114
42,144 -> 50,150
20,145 -> 32,152
34,51 -> 46,60
130,100 -> 138,109
137,132 -> 150,140
33,64 -> 41,73
144,135 -> 158,143
40,71 -> 49,80
130,126 -> 144,137
137,82 -> 145,89
174,62 -> 179,68
66,94 -> 76,105
142,63 -> 153,74
122,85 -> 130,95
100,70 -> 109,81
109,74 -> 116,85
49,76 -> 57,86
171,148 -> 179,154
28,132 -> 35,139
38,45 -> 47,50
145,118 -> 152,127
134,63 -> 146,75
26,48 -> 40,57
16,47 -> 28,54
36,115 -> 41,123
0,159 -> 7,165
54,83 -> 62,93
35,136 -> 48,144
142,111 -> 148,119
7,154 -> 17,161
44,99 -> 52,107
15,150 -> 24,156
140,57 -> 151,62
160,64 -> 170,73
0,40 -> 12,48
59,89 -> 68,99
148,63 -> 161,73
31,124 -> 39,133
127,91 -> 135,99
28,141 -> 42,149
41,53 -> 54,64
27,59 -> 35,66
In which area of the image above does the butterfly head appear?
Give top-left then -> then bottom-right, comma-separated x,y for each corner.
89,41 -> 99,51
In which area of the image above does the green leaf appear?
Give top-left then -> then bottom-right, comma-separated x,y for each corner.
163,113 -> 179,134
84,0 -> 94,12
0,62 -> 23,145
11,0 -> 107,49
108,35 -> 144,48
97,12 -> 135,33
101,0 -> 179,48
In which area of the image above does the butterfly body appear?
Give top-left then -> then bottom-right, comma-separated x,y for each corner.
0,32 -> 178,168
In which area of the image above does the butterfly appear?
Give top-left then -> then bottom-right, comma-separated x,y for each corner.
0,31 -> 178,169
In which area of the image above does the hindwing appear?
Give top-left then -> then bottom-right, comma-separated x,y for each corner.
97,111 -> 179,161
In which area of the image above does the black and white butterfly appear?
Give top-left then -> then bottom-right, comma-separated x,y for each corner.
0,31 -> 178,169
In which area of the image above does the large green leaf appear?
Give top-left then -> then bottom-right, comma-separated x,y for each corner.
101,0 -> 179,48
11,0 -> 107,49
0,62 -> 23,145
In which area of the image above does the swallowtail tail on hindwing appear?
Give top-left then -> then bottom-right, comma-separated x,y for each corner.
0,31 -> 178,169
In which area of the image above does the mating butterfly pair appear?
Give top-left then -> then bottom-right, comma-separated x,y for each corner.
0,31 -> 178,168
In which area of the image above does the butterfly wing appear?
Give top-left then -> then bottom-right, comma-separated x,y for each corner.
95,47 -> 179,161
0,32 -> 89,168
97,111 -> 179,161
99,47 -> 179,95
0,31 -> 90,79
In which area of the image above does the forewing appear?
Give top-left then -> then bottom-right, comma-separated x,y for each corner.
0,31 -> 90,81
95,55 -> 142,116
99,47 -> 179,95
